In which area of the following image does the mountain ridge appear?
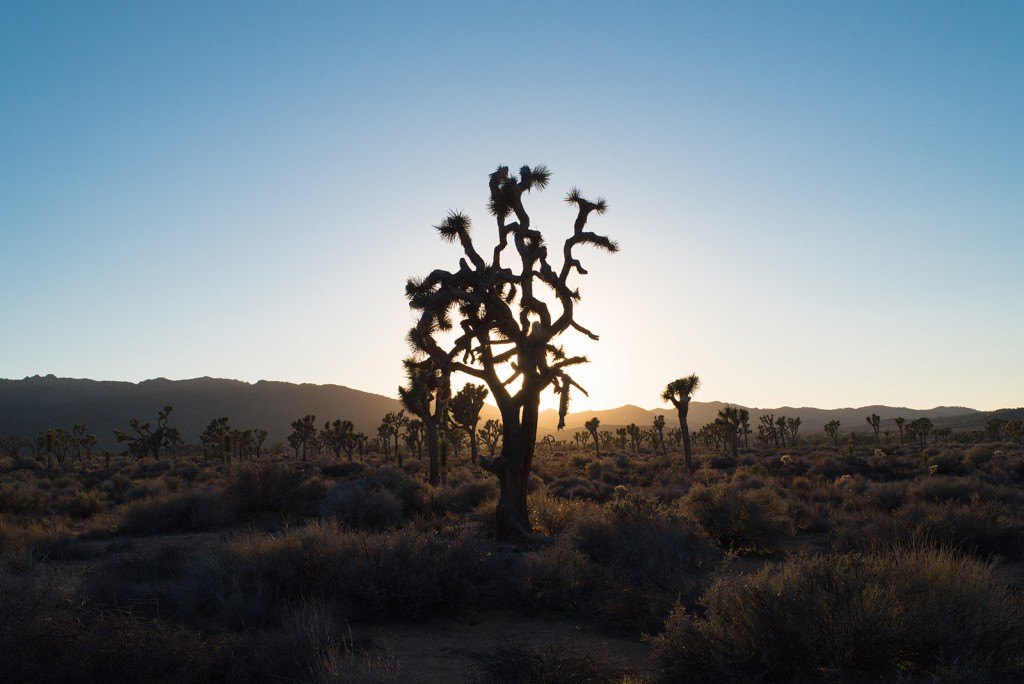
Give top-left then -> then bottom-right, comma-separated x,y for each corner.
0,375 -> 1009,450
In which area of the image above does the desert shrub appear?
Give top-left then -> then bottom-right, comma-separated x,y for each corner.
707,454 -> 737,470
320,480 -> 404,531
320,461 -> 368,479
363,465 -> 423,514
0,481 -> 44,515
450,479 -> 497,512
807,453 -> 870,480
927,449 -> 967,476
679,481 -> 794,553
908,475 -> 1021,506
571,494 -> 721,632
62,489 -> 107,518
467,642 -> 626,684
225,462 -> 326,518
0,516 -> 74,563
182,522 -> 499,628
122,477 -> 168,502
120,490 -> 232,534
650,548 -> 1024,683
530,491 -> 598,536
517,543 -> 592,612
548,476 -> 613,501
831,497 -> 1024,560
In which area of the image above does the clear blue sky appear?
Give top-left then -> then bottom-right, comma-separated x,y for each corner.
2,1 -> 1022,412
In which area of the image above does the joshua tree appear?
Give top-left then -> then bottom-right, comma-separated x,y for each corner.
382,410 -> 409,464
405,419 -> 425,459
786,417 -> 802,446
288,414 -> 317,461
908,417 -> 933,448
478,418 -> 502,457
717,405 -> 741,458
403,164 -> 617,539
322,419 -> 353,460
662,374 -> 700,474
867,413 -> 881,444
252,429 -> 268,458
738,409 -> 751,449
398,358 -> 450,485
775,415 -> 788,449
652,415 -> 667,455
585,417 -> 601,455
450,383 -> 489,463
200,417 -> 233,462
573,430 -> 589,451
540,433 -> 555,452
627,423 -> 644,454
759,414 -> 777,447
615,427 -> 628,451
824,419 -> 841,447
894,416 -> 906,445
114,406 -> 182,460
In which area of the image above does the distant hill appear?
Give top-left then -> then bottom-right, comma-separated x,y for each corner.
0,375 -> 1008,450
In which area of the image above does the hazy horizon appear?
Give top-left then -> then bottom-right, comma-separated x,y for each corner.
3,3 -> 1021,413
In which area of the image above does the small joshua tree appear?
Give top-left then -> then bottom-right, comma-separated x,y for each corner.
663,375 -> 700,474
867,413 -> 881,444
450,383 -> 489,463
824,419 -> 841,447
585,417 -> 601,455
114,406 -> 182,460
404,164 -> 617,539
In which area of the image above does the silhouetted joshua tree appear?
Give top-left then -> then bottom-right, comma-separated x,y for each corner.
450,383 -> 489,463
894,416 -> 906,445
288,414 -> 317,461
404,164 -> 617,540
382,410 -> 409,465
585,417 -> 601,455
663,374 -> 700,474
867,413 -> 881,444
717,405 -> 741,458
478,419 -> 502,458
114,406 -> 182,460
824,419 -> 841,447
652,415 -> 667,455
398,357 -> 450,486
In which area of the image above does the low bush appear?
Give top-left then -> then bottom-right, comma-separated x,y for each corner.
571,494 -> 720,632
320,480 -> 404,531
679,481 -> 794,553
120,490 -> 231,534
650,548 -> 1024,682
62,489 -> 107,518
224,462 -> 327,518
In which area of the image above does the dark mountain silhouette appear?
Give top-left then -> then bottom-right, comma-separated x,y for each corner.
0,375 -> 1002,451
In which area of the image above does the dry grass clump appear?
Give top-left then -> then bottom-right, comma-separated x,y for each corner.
320,480 -> 404,531
120,489 -> 232,534
571,494 -> 721,632
224,461 -> 328,518
178,521 -> 500,628
651,546 -> 1024,683
679,480 -> 794,553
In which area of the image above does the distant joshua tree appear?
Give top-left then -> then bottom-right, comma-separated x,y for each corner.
867,413 -> 881,444
585,417 -> 601,455
616,427 -> 629,451
478,419 -> 502,458
652,415 -> 667,455
382,410 -> 409,465
288,414 -> 317,461
663,375 -> 700,474
398,358 -> 450,486
403,164 -> 617,540
450,383 -> 489,463
894,416 -> 906,445
824,419 -> 841,447
717,405 -> 741,458
114,405 -> 182,460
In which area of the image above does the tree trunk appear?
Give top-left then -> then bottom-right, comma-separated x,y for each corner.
678,406 -> 694,475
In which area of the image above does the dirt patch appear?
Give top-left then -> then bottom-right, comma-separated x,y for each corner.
361,611 -> 653,683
